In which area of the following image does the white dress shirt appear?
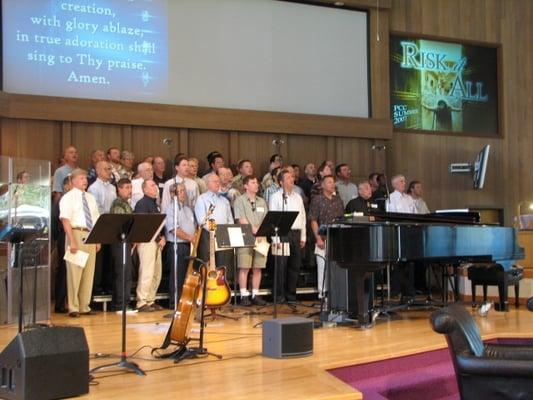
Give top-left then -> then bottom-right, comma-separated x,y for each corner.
336,180 -> 358,207
412,196 -> 430,214
268,190 -> 306,242
59,187 -> 100,228
387,190 -> 416,213
130,177 -> 144,209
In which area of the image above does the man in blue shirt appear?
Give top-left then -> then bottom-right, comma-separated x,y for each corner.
195,173 -> 235,283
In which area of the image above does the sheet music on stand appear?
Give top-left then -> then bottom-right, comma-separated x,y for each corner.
215,224 -> 256,250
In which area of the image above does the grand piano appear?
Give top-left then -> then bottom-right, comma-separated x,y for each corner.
326,211 -> 524,326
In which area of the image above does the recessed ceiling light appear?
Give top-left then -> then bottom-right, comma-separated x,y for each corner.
334,1 -> 345,6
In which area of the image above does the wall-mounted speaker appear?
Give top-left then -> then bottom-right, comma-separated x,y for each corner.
0,326 -> 89,400
262,317 -> 313,359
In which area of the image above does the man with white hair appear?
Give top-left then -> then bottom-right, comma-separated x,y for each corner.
131,162 -> 154,208
387,174 -> 416,301
387,174 -> 416,213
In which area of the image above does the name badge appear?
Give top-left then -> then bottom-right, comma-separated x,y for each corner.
256,206 -> 265,212
371,203 -> 378,209
158,183 -> 165,188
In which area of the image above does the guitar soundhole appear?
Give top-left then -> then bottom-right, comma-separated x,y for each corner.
207,270 -> 218,279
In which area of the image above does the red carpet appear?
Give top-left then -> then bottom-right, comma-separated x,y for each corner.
328,338 -> 533,400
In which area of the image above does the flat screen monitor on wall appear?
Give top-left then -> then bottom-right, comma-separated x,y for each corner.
390,34 -> 500,136
1,0 -> 370,118
473,144 -> 490,189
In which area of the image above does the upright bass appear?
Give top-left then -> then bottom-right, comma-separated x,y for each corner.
165,225 -> 203,346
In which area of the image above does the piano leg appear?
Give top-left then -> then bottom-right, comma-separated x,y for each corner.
354,273 -> 373,327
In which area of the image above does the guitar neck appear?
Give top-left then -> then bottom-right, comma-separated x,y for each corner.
209,225 -> 216,272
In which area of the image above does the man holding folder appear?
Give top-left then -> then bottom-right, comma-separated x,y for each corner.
59,168 -> 101,317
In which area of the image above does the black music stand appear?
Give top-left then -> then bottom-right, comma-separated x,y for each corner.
0,224 -> 44,333
256,211 -> 297,319
215,224 -> 255,311
85,213 -> 165,377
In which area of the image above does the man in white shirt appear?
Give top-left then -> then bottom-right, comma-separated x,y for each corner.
188,157 -> 207,194
131,162 -> 154,208
387,175 -> 416,213
268,169 -> 306,303
408,180 -> 430,214
59,168 -> 101,317
386,174 -> 416,301
161,155 -> 199,212
88,160 -> 117,296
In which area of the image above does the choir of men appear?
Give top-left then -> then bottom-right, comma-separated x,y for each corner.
52,145 -> 430,315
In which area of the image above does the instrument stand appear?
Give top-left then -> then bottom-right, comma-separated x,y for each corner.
164,197 -> 180,319
87,213 -> 166,377
173,264 -> 222,363
205,306 -> 240,322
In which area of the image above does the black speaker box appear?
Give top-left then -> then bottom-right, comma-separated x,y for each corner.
0,326 -> 89,400
262,317 -> 313,358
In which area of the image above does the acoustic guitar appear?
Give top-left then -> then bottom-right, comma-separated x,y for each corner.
204,219 -> 231,307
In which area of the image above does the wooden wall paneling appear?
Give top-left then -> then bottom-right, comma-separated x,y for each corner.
334,137 -> 375,183
188,129 -> 230,174
326,137 -> 336,165
130,126 -> 180,166
368,7 -> 390,119
71,123 -> 124,169
0,118 -> 62,166
121,126 -> 133,152
389,0 -> 533,224
229,132 -> 239,167
286,135 -> 327,173
60,122 -> 72,154
178,128 -> 189,157
232,131 -> 283,177
0,92 -> 392,140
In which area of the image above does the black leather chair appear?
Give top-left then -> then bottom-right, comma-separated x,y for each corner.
430,304 -> 533,400
467,263 -> 523,311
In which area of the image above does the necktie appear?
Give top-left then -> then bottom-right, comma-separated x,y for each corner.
82,192 -> 93,230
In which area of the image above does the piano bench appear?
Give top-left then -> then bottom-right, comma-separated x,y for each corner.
467,263 -> 523,311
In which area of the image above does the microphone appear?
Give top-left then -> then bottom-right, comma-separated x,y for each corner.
282,190 -> 287,205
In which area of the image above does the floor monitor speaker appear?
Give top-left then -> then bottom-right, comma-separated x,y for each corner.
262,317 -> 313,359
0,326 -> 89,400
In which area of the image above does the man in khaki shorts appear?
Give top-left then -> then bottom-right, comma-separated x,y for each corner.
233,175 -> 269,306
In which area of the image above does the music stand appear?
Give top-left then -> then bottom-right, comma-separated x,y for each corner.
85,213 -> 165,377
0,224 -> 44,333
256,211 -> 297,319
215,224 -> 255,311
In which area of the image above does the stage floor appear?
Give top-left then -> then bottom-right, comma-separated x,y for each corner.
1,303 -> 532,399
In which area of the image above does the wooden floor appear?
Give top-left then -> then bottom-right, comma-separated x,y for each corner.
1,303 -> 532,400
